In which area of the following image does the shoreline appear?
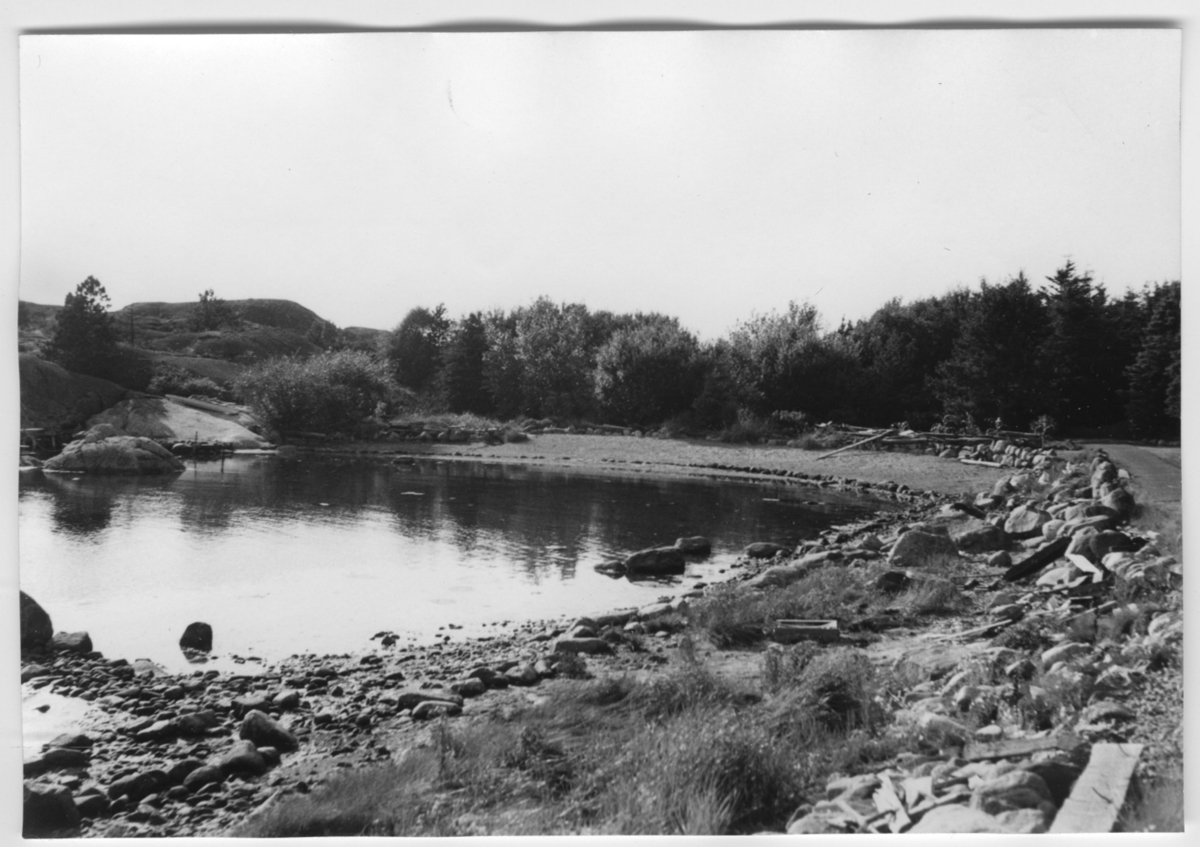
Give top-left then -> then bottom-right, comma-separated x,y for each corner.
20,440 -> 1182,836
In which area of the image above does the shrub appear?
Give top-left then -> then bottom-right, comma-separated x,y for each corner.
236,350 -> 394,438
146,363 -> 232,400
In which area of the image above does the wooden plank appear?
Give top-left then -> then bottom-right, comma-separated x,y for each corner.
871,776 -> 911,832
1049,743 -> 1143,833
963,732 -> 1082,762
815,429 -> 895,460
771,620 -> 840,644
959,458 -> 1004,468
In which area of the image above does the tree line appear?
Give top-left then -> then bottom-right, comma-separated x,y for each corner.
369,261 -> 1179,439
34,262 -> 1181,440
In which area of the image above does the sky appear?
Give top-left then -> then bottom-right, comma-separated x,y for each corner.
19,29 -> 1181,339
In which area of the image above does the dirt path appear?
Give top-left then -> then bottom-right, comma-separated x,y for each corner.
1086,443 -> 1182,518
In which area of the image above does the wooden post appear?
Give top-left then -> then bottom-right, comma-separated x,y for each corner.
815,429 -> 895,460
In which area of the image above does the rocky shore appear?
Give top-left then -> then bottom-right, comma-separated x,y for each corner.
19,446 -> 1182,836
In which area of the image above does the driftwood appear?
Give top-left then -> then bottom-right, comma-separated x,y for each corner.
963,732 -> 1081,762
1049,743 -> 1143,833
1003,537 -> 1071,582
815,429 -> 895,460
959,458 -> 1003,468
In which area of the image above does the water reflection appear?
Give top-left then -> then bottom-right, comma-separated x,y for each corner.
19,455 -> 897,668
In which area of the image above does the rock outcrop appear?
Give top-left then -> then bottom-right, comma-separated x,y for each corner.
43,425 -> 186,474
19,354 -> 132,434
20,591 -> 53,649
87,397 -> 268,448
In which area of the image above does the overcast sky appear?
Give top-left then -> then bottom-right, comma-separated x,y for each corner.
19,29 -> 1180,338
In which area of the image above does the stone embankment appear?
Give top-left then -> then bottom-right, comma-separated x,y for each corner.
19,449 -> 1180,836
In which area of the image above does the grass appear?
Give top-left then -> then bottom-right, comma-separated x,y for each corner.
234,650 -> 913,837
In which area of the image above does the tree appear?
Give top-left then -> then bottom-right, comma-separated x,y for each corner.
725,301 -> 862,420
931,273 -> 1050,427
44,276 -> 121,379
1124,281 -> 1181,438
593,314 -> 704,425
437,312 -> 492,414
188,289 -> 238,331
381,305 -> 450,392
1040,261 -> 1111,428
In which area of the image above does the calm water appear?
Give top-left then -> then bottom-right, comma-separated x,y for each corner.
19,455 -> 894,671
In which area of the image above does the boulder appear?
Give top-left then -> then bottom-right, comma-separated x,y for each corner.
218,739 -> 267,776
970,770 -> 1053,815
43,429 -> 186,475
19,591 -> 54,649
240,709 -> 299,752
1087,531 -> 1139,564
623,546 -> 686,575
1004,505 -> 1051,540
106,769 -> 169,802
182,764 -> 224,791
386,688 -> 464,711
23,747 -> 90,777
553,637 -> 612,655
745,542 -> 792,559
412,700 -> 463,720
674,536 -> 712,556
50,631 -> 93,654
23,782 -> 82,838
888,531 -> 959,567
179,622 -> 213,652
951,521 -> 1008,553
231,694 -> 272,718
176,709 -> 220,735
873,571 -> 913,594
1100,488 -> 1136,522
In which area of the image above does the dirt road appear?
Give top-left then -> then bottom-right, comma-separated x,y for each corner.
1088,442 -> 1182,519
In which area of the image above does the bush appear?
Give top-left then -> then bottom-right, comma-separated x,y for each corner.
236,350 -> 394,438
146,363 -> 232,400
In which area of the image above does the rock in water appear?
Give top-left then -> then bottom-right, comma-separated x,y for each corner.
20,591 -> 53,649
239,710 -> 299,752
42,427 -> 186,475
179,622 -> 213,652
745,542 -> 792,559
50,631 -> 93,654
888,531 -> 959,567
623,546 -> 686,575
23,782 -> 82,838
674,536 -> 712,556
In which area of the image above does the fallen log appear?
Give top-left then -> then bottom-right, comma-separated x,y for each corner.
1003,536 -> 1071,582
815,429 -> 895,460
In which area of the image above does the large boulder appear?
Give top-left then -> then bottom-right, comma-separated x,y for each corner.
240,710 -> 299,752
20,591 -> 53,649
888,531 -> 959,567
180,621 -> 213,652
623,546 -> 686,575
50,631 -> 93,654
43,427 -> 186,474
23,782 -> 82,838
